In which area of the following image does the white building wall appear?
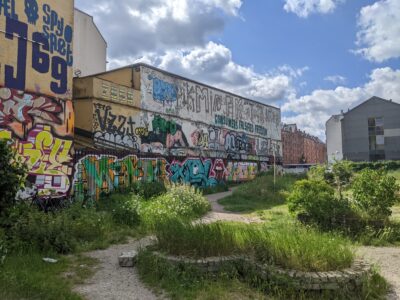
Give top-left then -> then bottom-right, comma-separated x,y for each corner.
73,9 -> 107,77
326,115 -> 343,163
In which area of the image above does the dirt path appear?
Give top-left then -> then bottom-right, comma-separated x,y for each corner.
74,189 -> 258,300
199,189 -> 261,224
74,236 -> 160,300
358,246 -> 400,299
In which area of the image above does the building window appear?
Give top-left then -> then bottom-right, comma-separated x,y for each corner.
368,117 -> 385,161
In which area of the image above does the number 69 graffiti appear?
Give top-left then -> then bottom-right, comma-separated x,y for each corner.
4,17 -> 68,94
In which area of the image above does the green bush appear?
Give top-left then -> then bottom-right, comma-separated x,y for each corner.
287,179 -> 354,230
352,168 -> 400,220
131,181 -> 166,200
97,193 -> 141,226
8,203 -> 114,254
141,184 -> 210,228
0,140 -> 27,220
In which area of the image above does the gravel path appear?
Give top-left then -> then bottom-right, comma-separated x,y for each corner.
199,189 -> 262,224
358,246 -> 400,299
74,236 -> 160,300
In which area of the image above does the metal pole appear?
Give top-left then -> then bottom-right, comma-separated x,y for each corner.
273,147 -> 276,192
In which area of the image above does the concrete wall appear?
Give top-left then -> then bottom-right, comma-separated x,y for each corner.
73,9 -> 107,77
342,97 -> 400,161
0,0 -> 75,196
326,115 -> 343,163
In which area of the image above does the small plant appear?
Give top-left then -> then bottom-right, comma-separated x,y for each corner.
352,168 -> 400,220
331,160 -> 353,199
0,140 -> 27,220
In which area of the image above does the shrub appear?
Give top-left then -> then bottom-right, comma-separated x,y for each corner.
141,184 -> 210,227
131,181 -> 166,200
0,140 -> 27,220
352,168 -> 400,220
8,203 -> 113,254
287,179 -> 354,229
97,193 -> 141,226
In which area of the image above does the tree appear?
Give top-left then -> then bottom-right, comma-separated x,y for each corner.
0,140 -> 27,219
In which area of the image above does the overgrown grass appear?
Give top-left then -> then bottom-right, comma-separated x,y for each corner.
218,173 -> 300,212
6,202 -> 138,254
154,219 -> 354,272
138,250 -> 388,300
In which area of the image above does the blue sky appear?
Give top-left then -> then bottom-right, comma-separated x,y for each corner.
75,0 -> 400,140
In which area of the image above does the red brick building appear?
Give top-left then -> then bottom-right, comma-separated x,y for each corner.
282,124 -> 327,165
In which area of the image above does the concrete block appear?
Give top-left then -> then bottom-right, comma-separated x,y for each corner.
118,251 -> 138,267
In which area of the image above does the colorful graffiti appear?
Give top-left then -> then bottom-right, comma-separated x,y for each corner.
149,75 -> 177,103
72,152 -> 264,200
73,154 -> 168,200
226,162 -> 258,182
141,114 -> 188,152
1,125 -> 73,195
0,1 -> 74,197
169,158 -> 218,187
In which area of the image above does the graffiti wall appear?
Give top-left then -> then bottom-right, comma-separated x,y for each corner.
0,1 -> 74,196
73,150 -> 260,200
140,66 -> 282,158
90,102 -> 280,161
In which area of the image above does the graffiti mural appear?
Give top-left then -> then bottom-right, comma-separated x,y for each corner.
226,162 -> 258,182
169,158 -> 218,187
72,150 -> 264,201
0,0 -> 74,197
141,66 -> 281,144
149,75 -> 177,103
93,102 -> 139,150
73,154 -> 168,200
1,125 -> 73,195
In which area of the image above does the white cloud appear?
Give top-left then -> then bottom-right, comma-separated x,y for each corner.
324,75 -> 346,84
283,67 -> 400,139
119,42 -> 306,103
354,0 -> 400,62
283,0 -> 345,18
75,0 -> 242,58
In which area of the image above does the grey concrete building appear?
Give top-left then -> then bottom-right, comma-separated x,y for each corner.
326,96 -> 400,162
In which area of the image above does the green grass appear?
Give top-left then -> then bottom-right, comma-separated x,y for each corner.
154,219 -> 354,272
0,252 -> 98,300
218,174 -> 300,213
138,250 -> 388,300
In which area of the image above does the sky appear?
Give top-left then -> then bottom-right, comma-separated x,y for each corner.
75,0 -> 400,141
